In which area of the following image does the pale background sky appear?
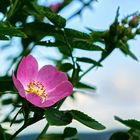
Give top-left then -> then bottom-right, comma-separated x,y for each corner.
1,0 -> 140,135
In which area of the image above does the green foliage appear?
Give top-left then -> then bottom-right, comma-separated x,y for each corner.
28,1 -> 66,28
45,108 -> 105,130
0,22 -> 27,38
110,117 -> 140,140
76,57 -> 102,66
109,131 -> 130,140
69,110 -> 105,130
63,127 -> 77,138
115,116 -> 140,130
45,108 -> 72,126
59,63 -> 73,72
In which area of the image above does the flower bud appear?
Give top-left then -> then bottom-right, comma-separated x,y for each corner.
129,16 -> 140,28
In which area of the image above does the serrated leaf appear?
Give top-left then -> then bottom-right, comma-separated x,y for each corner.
115,116 -> 140,130
76,57 -> 102,66
76,82 -> 96,90
64,28 -> 91,40
63,127 -> 77,138
69,110 -> 105,130
45,108 -> 72,126
29,2 -> 66,28
43,7 -> 66,28
72,39 -> 104,51
60,63 -> 73,72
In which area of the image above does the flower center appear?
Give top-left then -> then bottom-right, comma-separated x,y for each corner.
26,80 -> 48,102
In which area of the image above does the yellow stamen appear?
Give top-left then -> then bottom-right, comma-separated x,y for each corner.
26,80 -> 48,102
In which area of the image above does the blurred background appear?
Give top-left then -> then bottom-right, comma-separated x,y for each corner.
0,0 -> 140,139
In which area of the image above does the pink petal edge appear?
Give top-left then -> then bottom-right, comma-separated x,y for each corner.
12,72 -> 26,98
17,55 -> 38,87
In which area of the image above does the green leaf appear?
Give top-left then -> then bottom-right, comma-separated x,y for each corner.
60,63 -> 73,72
63,127 -> 77,138
76,57 -> 102,66
119,41 -> 138,61
115,116 -> 140,130
64,28 -> 91,40
45,108 -> 72,126
76,82 -> 96,90
37,40 -> 72,56
22,22 -> 63,41
29,2 -> 66,28
72,39 -> 104,51
1,98 -> 13,105
69,110 -> 105,130
0,27 -> 27,38
109,131 -> 130,140
43,7 -> 66,28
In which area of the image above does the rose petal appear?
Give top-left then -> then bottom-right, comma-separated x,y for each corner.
37,65 -> 58,86
46,71 -> 68,90
41,81 -> 73,107
26,93 -> 44,107
17,55 -> 38,87
37,65 -> 68,90
12,72 -> 26,98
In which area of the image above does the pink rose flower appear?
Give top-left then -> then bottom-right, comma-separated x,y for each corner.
12,55 -> 73,108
